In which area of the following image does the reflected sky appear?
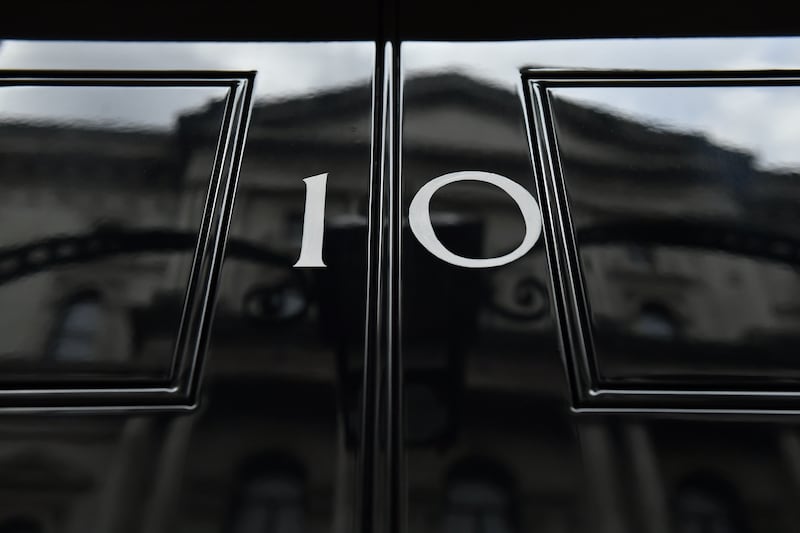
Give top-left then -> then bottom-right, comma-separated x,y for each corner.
0,85 -> 229,130
402,38 -> 800,82
0,41 -> 375,127
5,38 -> 800,167
401,38 -> 800,172
551,86 -> 800,171
0,41 -> 375,97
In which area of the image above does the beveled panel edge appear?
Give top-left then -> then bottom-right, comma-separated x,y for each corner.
0,70 -> 256,412
521,69 -> 800,414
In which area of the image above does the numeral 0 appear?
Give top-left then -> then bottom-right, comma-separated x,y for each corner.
294,171 -> 542,269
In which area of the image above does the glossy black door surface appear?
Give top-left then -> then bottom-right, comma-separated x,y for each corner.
0,42 -> 375,531
398,59 -> 579,533
0,72 -> 255,409
400,39 -> 800,533
528,74 -> 800,410
1,37 -> 800,533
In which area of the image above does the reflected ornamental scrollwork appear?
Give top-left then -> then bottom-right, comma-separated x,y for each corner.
486,274 -> 549,322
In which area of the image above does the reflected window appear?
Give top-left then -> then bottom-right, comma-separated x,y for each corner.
628,245 -> 655,267
631,302 -> 679,339
49,291 -> 103,361
673,475 -> 746,533
0,516 -> 42,533
444,460 -> 516,533
230,455 -> 306,533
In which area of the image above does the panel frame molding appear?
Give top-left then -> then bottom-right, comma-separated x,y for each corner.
0,70 -> 255,412
521,69 -> 800,413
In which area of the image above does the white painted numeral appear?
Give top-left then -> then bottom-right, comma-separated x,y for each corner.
408,171 -> 542,268
293,173 -> 328,268
292,171 -> 542,269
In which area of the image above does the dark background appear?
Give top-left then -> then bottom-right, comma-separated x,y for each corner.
0,0 -> 797,42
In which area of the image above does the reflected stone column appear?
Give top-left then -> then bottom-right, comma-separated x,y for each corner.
625,423 -> 669,533
140,413 -> 197,533
577,422 -> 628,533
94,417 -> 155,533
778,429 -> 800,530
332,419 -> 350,533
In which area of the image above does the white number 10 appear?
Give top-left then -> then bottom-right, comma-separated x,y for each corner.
293,170 -> 542,269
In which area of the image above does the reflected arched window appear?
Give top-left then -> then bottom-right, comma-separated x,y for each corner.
0,516 -> 42,533
444,459 -> 517,533
229,454 -> 306,533
672,475 -> 748,533
49,291 -> 103,361
632,302 -> 679,339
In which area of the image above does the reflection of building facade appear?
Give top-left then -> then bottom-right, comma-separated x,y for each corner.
0,74 -> 799,533
550,94 -> 800,345
0,124 -> 180,364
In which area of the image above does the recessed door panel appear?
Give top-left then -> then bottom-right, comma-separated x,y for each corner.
0,42 -> 375,532
526,73 -> 800,411
0,72 -> 253,409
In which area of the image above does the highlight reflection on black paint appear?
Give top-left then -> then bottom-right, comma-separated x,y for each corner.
0,42 -> 378,533
2,37 -> 800,533
0,84 -> 229,382
549,87 -> 800,386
